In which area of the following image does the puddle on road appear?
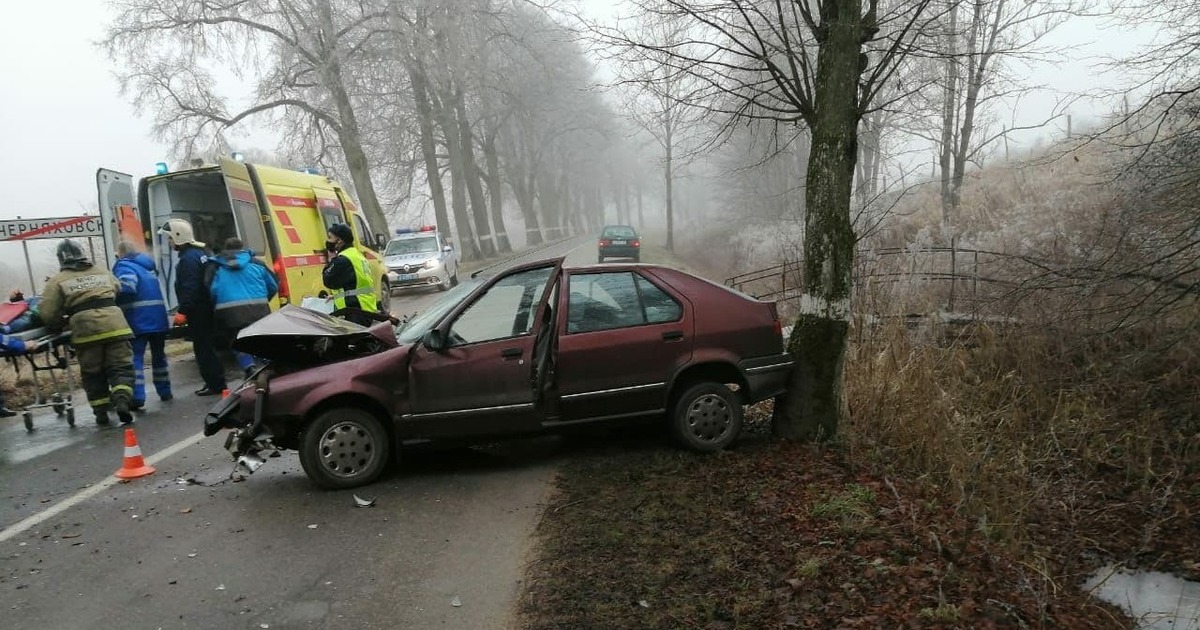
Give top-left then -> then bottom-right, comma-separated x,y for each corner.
1084,564 -> 1200,629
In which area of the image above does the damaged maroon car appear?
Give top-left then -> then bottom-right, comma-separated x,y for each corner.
205,257 -> 793,489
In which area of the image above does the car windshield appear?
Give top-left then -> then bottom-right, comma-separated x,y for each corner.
386,236 -> 439,255
395,278 -> 483,344
602,226 -> 637,239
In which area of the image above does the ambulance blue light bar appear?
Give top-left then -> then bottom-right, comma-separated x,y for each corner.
155,162 -> 169,175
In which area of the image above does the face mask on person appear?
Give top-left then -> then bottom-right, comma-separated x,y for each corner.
326,239 -> 339,252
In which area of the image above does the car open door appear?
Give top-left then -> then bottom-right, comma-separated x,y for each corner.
403,259 -> 564,438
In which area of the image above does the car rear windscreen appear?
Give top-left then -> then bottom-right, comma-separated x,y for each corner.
603,227 -> 637,238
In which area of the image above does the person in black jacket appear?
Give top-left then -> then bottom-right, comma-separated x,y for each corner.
158,219 -> 226,396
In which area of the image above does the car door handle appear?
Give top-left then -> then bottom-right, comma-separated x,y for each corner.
501,348 -> 522,360
662,331 -> 684,342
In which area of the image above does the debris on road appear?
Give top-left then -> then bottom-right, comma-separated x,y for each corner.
215,584 -> 226,591
451,596 -> 462,607
61,533 -> 81,539
307,524 -> 319,529
353,494 -> 376,508
179,507 -> 193,514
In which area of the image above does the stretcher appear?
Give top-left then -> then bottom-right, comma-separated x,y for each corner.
1,328 -> 76,431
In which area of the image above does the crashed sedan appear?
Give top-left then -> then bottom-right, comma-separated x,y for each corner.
205,257 -> 793,489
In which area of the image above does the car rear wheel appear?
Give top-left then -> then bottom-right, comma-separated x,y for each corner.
299,407 -> 390,489
671,383 -> 742,452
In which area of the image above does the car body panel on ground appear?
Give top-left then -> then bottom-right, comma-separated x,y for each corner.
208,257 -> 792,487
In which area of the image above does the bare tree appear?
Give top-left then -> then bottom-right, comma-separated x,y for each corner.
104,0 -> 394,234
600,0 -> 937,439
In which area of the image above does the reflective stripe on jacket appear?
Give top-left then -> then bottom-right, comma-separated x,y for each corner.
330,247 -> 377,313
40,266 -> 133,347
208,250 -> 278,330
113,252 -> 170,335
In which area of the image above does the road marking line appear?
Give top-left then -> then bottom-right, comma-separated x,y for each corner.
0,431 -> 206,544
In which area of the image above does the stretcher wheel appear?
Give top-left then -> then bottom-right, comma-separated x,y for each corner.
23,412 -> 33,432
52,393 -> 65,416
66,408 -> 75,426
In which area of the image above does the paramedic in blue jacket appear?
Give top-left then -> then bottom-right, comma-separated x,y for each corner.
114,240 -> 173,410
0,334 -> 39,417
207,237 -> 278,379
159,219 -> 226,396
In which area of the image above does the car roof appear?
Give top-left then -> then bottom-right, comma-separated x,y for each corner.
601,225 -> 637,231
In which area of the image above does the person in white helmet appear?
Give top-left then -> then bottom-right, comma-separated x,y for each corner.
158,219 -> 226,396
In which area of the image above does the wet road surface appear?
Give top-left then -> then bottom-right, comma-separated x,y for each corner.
0,237 -> 593,629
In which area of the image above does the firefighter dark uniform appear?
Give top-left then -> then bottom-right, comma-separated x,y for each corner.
322,223 -> 378,326
40,240 -> 136,425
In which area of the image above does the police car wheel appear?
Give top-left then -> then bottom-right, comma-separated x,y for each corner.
450,271 -> 459,287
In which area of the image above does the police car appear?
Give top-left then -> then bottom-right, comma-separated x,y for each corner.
384,226 -> 460,292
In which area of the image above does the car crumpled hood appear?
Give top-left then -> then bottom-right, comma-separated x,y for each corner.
233,305 -> 398,364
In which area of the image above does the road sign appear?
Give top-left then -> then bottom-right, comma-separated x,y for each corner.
0,216 -> 104,241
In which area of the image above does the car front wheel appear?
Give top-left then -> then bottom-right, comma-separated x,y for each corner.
299,407 -> 390,489
671,383 -> 743,452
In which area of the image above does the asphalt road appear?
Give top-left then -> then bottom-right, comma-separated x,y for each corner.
0,236 -> 594,630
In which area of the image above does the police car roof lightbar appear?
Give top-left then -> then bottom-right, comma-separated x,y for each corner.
395,225 -> 437,235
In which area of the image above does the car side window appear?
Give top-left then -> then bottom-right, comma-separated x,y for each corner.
450,266 -> 554,345
567,272 -> 647,334
635,274 -> 682,324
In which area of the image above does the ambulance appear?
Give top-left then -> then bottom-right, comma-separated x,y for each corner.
95,157 -> 391,317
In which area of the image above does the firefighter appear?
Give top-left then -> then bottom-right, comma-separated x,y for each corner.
40,240 -> 136,426
113,239 -> 173,409
158,219 -> 226,396
322,223 -> 378,326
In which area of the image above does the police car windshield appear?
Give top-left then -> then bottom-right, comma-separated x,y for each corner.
386,236 -> 438,256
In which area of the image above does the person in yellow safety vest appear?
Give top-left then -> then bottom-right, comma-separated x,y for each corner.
322,223 -> 378,327
40,240 -> 137,426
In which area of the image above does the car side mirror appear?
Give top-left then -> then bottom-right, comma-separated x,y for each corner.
442,245 -> 452,253
423,329 -> 446,352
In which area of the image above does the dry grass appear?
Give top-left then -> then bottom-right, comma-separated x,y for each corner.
842,314 -> 1200,576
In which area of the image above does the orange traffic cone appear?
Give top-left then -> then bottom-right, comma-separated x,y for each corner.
115,427 -> 156,479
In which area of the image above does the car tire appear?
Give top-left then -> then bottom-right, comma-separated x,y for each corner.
379,279 -> 391,312
438,273 -> 451,291
450,270 -> 459,287
299,407 -> 390,490
671,383 -> 743,452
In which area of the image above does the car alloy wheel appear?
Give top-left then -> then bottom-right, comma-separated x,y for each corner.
671,382 -> 743,452
299,407 -> 390,489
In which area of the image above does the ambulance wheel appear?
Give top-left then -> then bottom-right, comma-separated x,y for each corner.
23,413 -> 33,432
379,279 -> 391,313
66,409 -> 75,427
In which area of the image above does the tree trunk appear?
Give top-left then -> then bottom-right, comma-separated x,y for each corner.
664,122 -> 675,252
483,129 -> 511,252
409,65 -> 451,237
434,92 -> 480,261
520,171 -> 543,245
772,0 -> 865,441
315,0 -> 388,235
938,0 -> 960,227
453,87 -> 496,257
637,185 -> 645,227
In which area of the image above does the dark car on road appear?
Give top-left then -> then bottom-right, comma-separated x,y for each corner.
205,258 -> 794,489
598,225 -> 641,262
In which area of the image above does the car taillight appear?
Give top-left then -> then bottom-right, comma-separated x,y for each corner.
599,239 -> 610,247
632,239 -> 641,247
273,258 -> 290,304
